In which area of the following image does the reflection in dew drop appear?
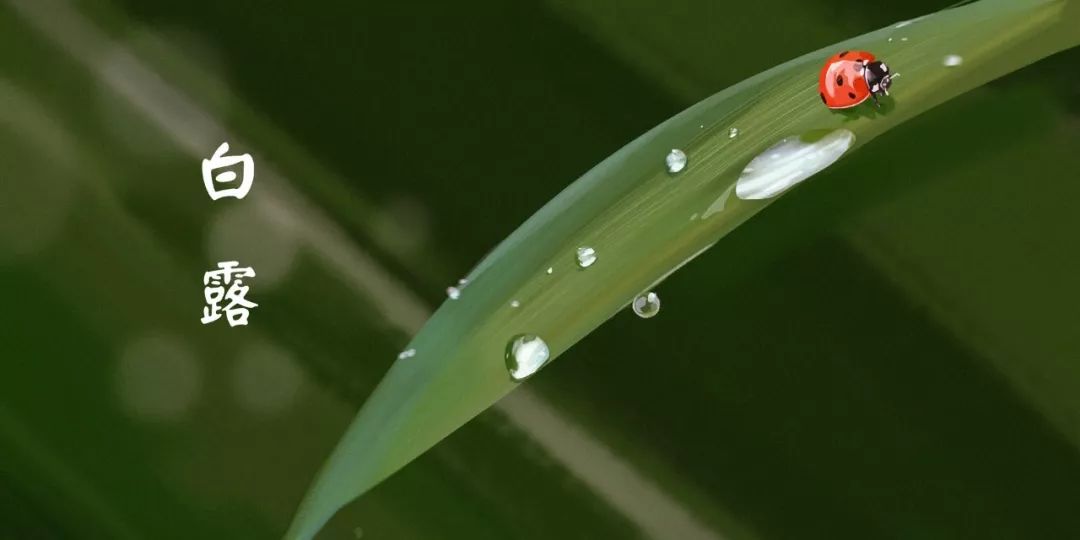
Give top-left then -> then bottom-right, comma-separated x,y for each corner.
505,334 -> 551,381
729,127 -> 739,139
632,292 -> 661,319
576,247 -> 597,268
446,286 -> 461,300
397,348 -> 416,360
665,149 -> 687,174
943,54 -> 964,67
735,129 -> 855,200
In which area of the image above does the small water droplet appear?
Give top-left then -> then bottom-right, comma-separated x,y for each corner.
510,300 -> 520,308
458,278 -> 469,286
397,348 -> 416,360
900,37 -> 909,42
505,334 -> 550,381
632,292 -> 661,318
665,149 -> 687,174
690,213 -> 699,220
736,130 -> 855,200
943,54 -> 963,67
729,127 -> 739,139
546,267 -> 554,275
576,247 -> 597,268
887,37 -> 894,42
446,286 -> 461,300
895,20 -> 913,28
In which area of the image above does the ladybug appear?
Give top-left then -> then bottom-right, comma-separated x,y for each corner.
818,50 -> 896,109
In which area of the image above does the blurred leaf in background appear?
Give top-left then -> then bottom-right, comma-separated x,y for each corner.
1,0 -> 1079,540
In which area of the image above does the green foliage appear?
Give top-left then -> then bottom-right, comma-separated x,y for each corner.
286,1 -> 1080,538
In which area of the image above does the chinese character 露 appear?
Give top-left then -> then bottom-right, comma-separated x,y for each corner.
201,261 -> 258,327
202,142 -> 254,200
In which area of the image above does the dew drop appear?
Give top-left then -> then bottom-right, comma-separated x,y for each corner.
505,334 -> 550,381
632,292 -> 661,319
510,300 -> 521,308
546,267 -> 554,275
736,129 -> 855,200
576,246 -> 597,268
943,54 -> 963,67
458,278 -> 469,286
729,127 -> 739,139
446,286 -> 461,300
397,348 -> 416,360
665,149 -> 687,174
900,37 -> 909,42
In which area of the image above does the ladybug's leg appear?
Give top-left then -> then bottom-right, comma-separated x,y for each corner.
871,94 -> 880,108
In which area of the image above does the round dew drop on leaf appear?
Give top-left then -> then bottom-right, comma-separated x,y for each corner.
576,247 -> 597,268
665,149 -> 687,174
631,292 -> 661,318
505,335 -> 551,381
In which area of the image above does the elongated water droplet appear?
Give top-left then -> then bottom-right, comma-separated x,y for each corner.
505,334 -> 550,381
397,348 -> 415,360
576,246 -> 597,268
736,129 -> 855,200
510,300 -> 520,308
446,286 -> 461,300
729,127 -> 739,139
457,278 -> 469,286
665,149 -> 687,174
943,54 -> 963,67
632,292 -> 661,318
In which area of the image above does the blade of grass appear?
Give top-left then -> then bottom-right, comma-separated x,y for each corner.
287,0 -> 1080,537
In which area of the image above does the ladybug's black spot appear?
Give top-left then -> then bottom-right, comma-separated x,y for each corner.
848,92 -> 858,99
820,92 -> 827,104
839,50 -> 849,57
836,75 -> 844,86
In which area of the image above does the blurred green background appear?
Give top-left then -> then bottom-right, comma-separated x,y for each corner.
2,0 -> 1079,538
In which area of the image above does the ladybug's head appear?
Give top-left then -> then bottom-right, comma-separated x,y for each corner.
864,60 -> 894,97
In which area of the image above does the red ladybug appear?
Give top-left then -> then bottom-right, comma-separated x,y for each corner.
818,50 -> 895,109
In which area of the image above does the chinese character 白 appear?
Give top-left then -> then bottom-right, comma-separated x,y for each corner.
202,142 -> 254,200
201,261 -> 258,327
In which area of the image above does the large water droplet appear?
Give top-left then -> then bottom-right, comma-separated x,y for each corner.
576,246 -> 597,268
505,334 -> 550,381
943,54 -> 963,67
632,292 -> 661,318
735,129 -> 855,200
446,286 -> 461,300
665,149 -> 687,174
